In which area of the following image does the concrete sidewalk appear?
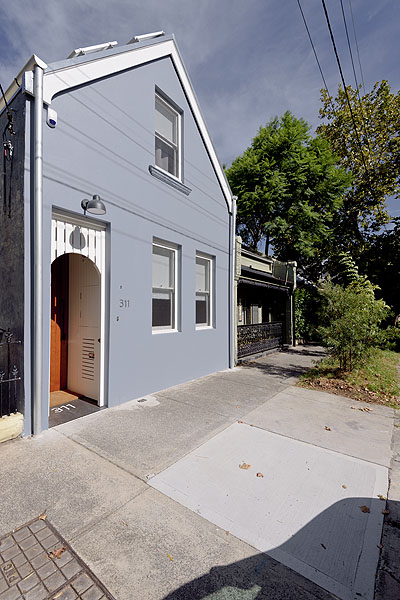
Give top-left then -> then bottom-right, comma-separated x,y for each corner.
0,346 -> 397,600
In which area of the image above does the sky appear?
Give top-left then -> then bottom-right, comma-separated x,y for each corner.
1,0 -> 399,220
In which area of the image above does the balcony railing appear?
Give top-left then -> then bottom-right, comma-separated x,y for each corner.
237,321 -> 282,358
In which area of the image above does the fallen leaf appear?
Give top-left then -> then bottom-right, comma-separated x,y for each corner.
325,426 -> 331,431
121,521 -> 127,527
377,494 -> 387,501
256,472 -> 264,478
225,531 -> 230,536
39,514 -> 47,521
342,484 -> 347,489
239,462 -> 251,470
49,546 -> 66,559
351,406 -> 357,410
382,509 -> 390,515
167,553 -> 173,561
238,420 -> 244,424
360,505 -> 370,514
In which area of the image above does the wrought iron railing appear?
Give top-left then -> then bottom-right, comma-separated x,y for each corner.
237,321 -> 282,358
0,328 -> 21,417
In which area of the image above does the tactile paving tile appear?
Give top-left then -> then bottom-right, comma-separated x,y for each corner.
0,517 -> 115,600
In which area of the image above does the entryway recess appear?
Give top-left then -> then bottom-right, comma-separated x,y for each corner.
50,210 -> 107,414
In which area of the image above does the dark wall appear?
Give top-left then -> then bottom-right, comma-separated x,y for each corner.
0,90 -> 25,414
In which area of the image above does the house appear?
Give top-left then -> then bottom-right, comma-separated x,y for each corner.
0,32 -> 235,438
234,237 -> 296,361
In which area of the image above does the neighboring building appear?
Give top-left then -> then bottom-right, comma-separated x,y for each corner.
234,237 -> 296,361
0,33 -> 235,437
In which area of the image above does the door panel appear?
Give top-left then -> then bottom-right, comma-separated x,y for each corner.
68,255 -> 101,402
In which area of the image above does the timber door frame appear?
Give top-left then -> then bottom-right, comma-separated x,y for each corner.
51,209 -> 108,408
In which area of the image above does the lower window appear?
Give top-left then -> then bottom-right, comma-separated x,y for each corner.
152,242 -> 177,331
196,253 -> 213,327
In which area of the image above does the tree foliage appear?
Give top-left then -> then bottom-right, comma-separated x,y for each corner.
226,112 -> 351,282
318,81 -> 400,245
318,277 -> 390,371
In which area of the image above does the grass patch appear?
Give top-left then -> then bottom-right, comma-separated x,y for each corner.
299,348 -> 400,408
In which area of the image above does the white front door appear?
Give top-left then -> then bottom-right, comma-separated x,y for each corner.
68,254 -> 101,402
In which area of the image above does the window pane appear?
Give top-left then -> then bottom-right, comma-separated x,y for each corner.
155,97 -> 176,143
155,137 -> 177,177
196,257 -> 209,292
152,245 -> 174,289
196,292 -> 209,325
152,290 -> 173,328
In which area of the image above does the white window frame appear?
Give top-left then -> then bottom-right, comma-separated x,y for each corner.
155,92 -> 181,182
195,253 -> 213,330
152,239 -> 179,334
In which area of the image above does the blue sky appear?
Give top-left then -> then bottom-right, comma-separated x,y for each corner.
1,0 -> 398,219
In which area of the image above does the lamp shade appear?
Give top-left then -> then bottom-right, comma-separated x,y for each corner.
81,195 -> 106,215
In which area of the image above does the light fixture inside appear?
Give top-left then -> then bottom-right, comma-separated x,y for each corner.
81,195 -> 106,216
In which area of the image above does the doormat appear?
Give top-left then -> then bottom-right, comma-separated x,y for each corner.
0,516 -> 115,600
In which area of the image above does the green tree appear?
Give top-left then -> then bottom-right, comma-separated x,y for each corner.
318,81 -> 400,247
318,278 -> 390,370
226,112 -> 351,282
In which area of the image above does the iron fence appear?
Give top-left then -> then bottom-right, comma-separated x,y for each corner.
237,321 -> 282,358
0,328 -> 21,417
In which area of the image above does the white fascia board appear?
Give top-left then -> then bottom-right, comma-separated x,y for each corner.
42,39 -> 233,213
0,54 -> 47,114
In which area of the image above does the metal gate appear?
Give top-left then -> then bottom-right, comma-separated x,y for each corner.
0,328 -> 21,417
237,321 -> 283,359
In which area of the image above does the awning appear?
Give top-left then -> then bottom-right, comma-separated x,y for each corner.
238,277 -> 291,295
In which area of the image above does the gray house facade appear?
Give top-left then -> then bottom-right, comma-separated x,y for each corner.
0,34 -> 235,437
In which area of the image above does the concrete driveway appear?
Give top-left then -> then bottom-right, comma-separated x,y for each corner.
0,346 -> 396,600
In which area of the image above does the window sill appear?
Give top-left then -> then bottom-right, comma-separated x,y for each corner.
196,325 -> 214,331
149,165 -> 192,196
152,328 -> 180,335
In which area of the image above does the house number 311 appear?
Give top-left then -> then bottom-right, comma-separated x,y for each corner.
119,299 -> 130,308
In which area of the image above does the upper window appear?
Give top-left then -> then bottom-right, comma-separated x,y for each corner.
196,254 -> 213,328
155,93 -> 180,180
152,241 -> 178,331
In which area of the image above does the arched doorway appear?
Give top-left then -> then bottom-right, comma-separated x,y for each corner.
50,253 -> 101,409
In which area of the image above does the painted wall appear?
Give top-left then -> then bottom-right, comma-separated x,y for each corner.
25,55 -> 231,431
0,91 -> 25,415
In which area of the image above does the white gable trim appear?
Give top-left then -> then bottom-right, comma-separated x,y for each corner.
41,40 -> 232,213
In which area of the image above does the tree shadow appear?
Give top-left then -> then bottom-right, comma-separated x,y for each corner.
163,497 -> 396,600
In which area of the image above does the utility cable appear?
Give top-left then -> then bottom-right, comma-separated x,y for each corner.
348,0 -> 366,90
321,0 -> 370,177
339,0 -> 372,155
296,0 -> 332,99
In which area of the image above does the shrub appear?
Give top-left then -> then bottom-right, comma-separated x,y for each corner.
318,278 -> 390,370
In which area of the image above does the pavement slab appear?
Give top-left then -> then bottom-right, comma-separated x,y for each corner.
54,394 -> 237,479
243,386 -> 394,467
150,422 -> 389,600
71,487 -> 335,600
0,429 -> 146,540
0,517 -> 114,600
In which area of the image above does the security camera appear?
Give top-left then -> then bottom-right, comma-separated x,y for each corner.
46,107 -> 57,128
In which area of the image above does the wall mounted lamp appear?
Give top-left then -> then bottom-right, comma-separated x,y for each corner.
81,194 -> 106,216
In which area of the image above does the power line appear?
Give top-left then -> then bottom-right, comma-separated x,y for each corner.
296,0 -> 332,98
321,0 -> 370,177
348,0 -> 366,90
339,0 -> 372,154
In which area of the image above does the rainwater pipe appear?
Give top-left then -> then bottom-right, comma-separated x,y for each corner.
33,59 -> 47,435
229,195 -> 237,369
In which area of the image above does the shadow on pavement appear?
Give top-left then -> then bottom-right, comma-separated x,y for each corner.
239,346 -> 326,380
163,497 -> 396,600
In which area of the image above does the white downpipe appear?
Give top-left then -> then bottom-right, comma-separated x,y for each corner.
33,65 -> 44,434
229,196 -> 237,369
